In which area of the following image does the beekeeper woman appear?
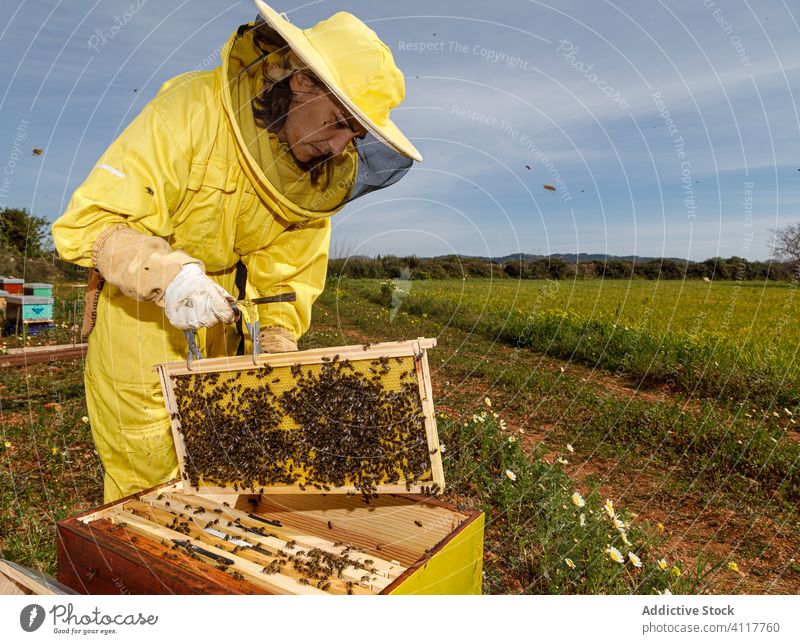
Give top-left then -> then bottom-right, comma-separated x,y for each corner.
52,0 -> 421,502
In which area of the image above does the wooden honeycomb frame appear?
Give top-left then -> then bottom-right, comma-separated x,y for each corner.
155,338 -> 444,496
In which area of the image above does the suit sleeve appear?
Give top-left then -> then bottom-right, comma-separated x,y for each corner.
52,79 -> 202,301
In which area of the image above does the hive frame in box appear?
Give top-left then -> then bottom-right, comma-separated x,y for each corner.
57,481 -> 485,595
155,337 -> 444,496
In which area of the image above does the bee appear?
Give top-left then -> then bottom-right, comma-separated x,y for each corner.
144,186 -> 155,195
414,520 -> 423,527
543,184 -> 556,192
346,581 -> 354,595
327,520 -> 333,530
298,578 -> 310,586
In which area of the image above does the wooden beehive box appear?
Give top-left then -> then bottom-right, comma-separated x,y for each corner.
156,338 -> 445,497
56,481 -> 484,594
0,277 -> 23,294
5,295 -> 54,322
23,282 -> 53,297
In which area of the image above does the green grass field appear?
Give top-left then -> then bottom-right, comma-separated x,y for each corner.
360,278 -> 800,407
1,278 -> 798,594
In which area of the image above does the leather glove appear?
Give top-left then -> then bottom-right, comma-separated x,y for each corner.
163,264 -> 237,330
260,326 -> 298,353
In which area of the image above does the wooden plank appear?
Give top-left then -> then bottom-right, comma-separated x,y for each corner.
185,482 -> 431,496
254,494 -> 464,568
152,490 -> 402,582
0,344 -> 87,368
104,509 -> 329,595
120,500 -> 372,594
156,338 -> 437,377
57,517 -> 266,595
0,561 -> 57,595
418,348 -> 445,490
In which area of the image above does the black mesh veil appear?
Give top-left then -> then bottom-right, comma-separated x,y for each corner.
346,133 -> 414,203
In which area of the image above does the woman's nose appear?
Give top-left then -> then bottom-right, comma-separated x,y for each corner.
328,130 -> 355,156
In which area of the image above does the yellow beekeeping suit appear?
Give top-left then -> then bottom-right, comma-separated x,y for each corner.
52,24 -> 356,502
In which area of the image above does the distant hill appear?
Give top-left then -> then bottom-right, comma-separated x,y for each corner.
437,253 -> 689,264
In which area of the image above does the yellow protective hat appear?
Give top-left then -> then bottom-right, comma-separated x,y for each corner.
253,0 -> 422,162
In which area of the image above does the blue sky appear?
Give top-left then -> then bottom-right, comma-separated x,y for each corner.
0,0 -> 797,261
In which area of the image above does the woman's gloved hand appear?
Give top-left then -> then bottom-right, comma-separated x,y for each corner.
163,264 -> 237,330
260,326 -> 298,352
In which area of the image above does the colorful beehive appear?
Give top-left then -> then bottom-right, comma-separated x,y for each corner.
57,338 -> 485,594
5,295 -> 54,323
23,282 -> 53,297
57,481 -> 484,595
0,277 -> 23,294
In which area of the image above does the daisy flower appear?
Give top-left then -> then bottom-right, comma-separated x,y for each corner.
505,469 -> 517,482
604,499 -> 615,518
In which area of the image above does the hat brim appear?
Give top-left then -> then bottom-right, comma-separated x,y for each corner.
254,0 -> 422,162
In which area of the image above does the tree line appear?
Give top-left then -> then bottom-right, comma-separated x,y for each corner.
1,206 -> 797,283
328,254 -> 795,281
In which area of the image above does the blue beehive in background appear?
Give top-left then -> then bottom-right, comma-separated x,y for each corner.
24,282 -> 53,297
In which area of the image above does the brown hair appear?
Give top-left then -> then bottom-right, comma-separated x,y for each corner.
240,20 -> 335,189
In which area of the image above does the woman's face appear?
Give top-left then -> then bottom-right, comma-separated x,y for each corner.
281,71 -> 367,164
